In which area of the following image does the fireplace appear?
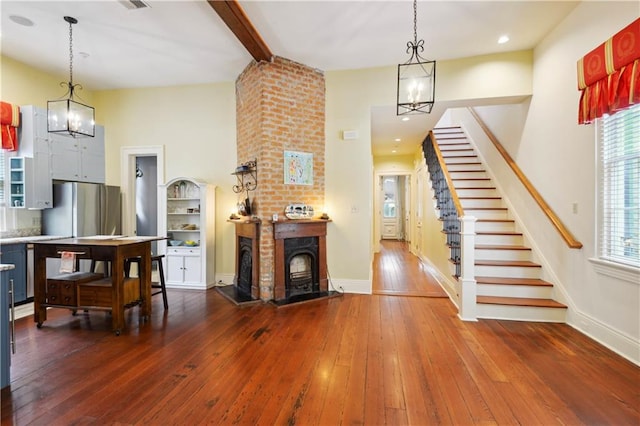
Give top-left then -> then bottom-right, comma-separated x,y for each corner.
273,220 -> 328,301
232,220 -> 260,300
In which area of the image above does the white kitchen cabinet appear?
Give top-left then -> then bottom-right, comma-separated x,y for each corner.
50,125 -> 105,183
158,177 -> 216,290
12,106 -> 53,209
166,247 -> 202,286
8,157 -> 52,209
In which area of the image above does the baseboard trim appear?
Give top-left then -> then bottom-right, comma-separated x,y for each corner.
328,278 -> 372,294
569,310 -> 640,366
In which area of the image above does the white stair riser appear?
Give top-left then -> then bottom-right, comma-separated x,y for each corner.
477,283 -> 553,299
475,233 -> 522,245
460,199 -> 503,209
441,145 -> 474,151
444,157 -> 479,165
457,188 -> 499,198
475,221 -> 515,232
448,165 -> 485,173
476,304 -> 566,323
452,180 -> 494,188
441,151 -> 476,158
475,249 -> 531,261
474,265 -> 540,278
463,210 -> 510,220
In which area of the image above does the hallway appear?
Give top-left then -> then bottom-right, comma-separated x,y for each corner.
373,240 -> 448,298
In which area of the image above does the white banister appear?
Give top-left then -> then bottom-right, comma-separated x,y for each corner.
459,215 -> 477,321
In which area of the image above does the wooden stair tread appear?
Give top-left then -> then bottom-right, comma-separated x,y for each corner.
451,177 -> 491,181
475,244 -> 530,250
475,259 -> 540,267
463,207 -> 508,211
477,296 -> 566,309
459,196 -> 501,200
476,231 -> 522,236
456,186 -> 497,190
476,219 -> 513,222
476,276 -> 553,286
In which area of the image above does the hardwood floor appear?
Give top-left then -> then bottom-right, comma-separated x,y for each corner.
2,243 -> 639,425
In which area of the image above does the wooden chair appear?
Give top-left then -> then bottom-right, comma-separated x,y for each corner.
124,255 -> 168,310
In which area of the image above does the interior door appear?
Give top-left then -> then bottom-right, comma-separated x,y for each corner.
382,176 -> 400,239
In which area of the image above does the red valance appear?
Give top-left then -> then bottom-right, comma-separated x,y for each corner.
1,101 -> 20,151
577,18 -> 640,124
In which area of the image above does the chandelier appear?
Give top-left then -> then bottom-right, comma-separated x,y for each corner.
397,0 -> 436,115
47,16 -> 95,138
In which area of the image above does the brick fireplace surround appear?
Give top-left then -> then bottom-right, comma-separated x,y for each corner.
235,56 -> 326,301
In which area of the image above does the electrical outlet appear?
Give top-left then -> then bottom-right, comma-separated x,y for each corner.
572,203 -> 578,214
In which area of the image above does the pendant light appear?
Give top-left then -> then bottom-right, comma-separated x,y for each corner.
397,0 -> 436,115
47,16 -> 95,138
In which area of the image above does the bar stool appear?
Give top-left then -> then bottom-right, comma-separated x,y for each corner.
124,255 -> 168,310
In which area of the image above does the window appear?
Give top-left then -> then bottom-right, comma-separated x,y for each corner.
597,103 -> 640,268
383,176 -> 397,218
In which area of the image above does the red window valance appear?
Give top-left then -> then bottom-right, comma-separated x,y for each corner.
1,101 -> 20,151
577,17 -> 640,124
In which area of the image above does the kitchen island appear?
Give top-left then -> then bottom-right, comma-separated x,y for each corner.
33,236 -> 162,335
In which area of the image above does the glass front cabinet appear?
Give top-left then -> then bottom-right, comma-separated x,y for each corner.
158,177 -> 216,290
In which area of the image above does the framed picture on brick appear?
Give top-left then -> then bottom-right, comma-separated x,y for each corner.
284,151 -> 313,185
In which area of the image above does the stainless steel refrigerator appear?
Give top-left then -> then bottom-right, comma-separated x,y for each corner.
43,182 -> 121,237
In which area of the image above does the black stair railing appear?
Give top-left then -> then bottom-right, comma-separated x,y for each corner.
422,131 -> 463,277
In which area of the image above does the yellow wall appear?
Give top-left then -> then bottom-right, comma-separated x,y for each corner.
2,49 -> 534,288
94,84 -> 239,279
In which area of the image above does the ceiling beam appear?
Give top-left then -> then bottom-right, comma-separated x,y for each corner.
207,0 -> 273,63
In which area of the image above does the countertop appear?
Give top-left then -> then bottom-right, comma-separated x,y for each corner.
0,235 -> 69,245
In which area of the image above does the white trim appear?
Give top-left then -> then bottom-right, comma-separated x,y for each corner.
215,272 -> 236,287
570,309 -> 640,366
329,278 -> 372,294
120,146 -> 165,237
589,257 -> 640,284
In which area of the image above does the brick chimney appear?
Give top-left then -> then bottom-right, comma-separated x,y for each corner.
236,56 -> 326,300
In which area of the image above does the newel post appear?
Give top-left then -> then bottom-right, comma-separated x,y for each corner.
459,215 -> 477,321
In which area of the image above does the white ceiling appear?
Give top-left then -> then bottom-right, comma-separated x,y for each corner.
1,0 -> 580,156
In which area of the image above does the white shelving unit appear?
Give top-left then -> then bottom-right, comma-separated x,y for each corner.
158,177 -> 216,290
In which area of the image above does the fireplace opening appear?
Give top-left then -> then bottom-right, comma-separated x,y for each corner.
287,253 -> 317,297
237,237 -> 253,296
284,237 -> 319,298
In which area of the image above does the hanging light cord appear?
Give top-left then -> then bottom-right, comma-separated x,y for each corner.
61,16 -> 83,100
406,0 -> 425,60
68,17 -> 74,89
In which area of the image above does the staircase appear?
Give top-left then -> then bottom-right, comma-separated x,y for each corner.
432,127 -> 567,322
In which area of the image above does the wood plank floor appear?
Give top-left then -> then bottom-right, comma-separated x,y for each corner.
2,242 -> 639,425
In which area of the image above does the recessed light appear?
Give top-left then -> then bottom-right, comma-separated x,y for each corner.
402,117 -> 410,122
392,150 -> 397,153
9,15 -> 34,27
394,138 -> 401,142
498,35 -> 510,44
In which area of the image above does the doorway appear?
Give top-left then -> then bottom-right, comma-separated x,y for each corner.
376,173 -> 411,244
120,146 -> 164,246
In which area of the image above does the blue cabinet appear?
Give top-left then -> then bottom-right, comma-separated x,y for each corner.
1,267 -> 14,388
0,244 -> 26,304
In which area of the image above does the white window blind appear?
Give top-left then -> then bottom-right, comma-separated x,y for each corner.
598,103 -> 640,268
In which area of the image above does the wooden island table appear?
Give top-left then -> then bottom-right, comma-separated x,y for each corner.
33,236 -> 163,335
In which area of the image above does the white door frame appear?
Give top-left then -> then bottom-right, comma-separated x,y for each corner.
120,146 -> 165,237
374,171 -> 412,252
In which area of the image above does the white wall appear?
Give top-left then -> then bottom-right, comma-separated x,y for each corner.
448,2 -> 639,363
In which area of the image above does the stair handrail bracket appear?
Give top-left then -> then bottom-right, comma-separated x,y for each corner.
459,215 -> 478,321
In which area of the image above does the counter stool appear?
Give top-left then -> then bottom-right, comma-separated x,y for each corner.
124,255 -> 168,310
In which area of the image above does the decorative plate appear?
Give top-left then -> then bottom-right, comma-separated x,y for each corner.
285,203 -> 314,219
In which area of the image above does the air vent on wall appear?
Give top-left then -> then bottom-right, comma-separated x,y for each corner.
119,0 -> 150,10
